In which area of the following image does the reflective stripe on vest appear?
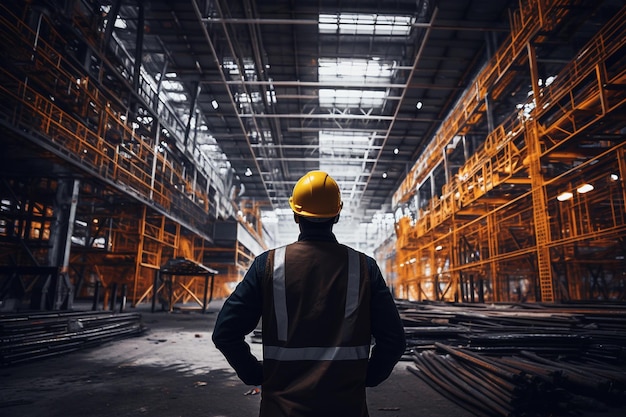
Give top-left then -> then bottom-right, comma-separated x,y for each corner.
273,246 -> 288,341
269,245 -> 368,361
345,247 -> 359,318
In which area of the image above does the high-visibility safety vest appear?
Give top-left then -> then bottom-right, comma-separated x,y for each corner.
260,240 -> 372,417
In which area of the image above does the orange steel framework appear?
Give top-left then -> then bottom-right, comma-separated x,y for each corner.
388,3 -> 626,303
0,4 -> 264,310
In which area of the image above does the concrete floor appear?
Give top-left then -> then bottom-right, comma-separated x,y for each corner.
1,301 -> 624,417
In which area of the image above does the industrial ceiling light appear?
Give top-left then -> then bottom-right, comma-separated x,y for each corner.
382,172 -> 388,178
416,101 -> 423,109
435,245 -> 443,251
610,173 -> 619,181
557,191 -> 574,201
393,148 -> 399,155
211,99 -> 219,109
244,167 -> 252,177
576,183 -> 594,194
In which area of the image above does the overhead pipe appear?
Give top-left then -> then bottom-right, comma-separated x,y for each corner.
202,79 -> 462,90
189,0 -> 273,205
242,0 -> 291,183
200,17 -> 509,32
208,0 -> 289,200
358,7 -> 439,210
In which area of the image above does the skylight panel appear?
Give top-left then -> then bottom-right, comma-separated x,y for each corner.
223,58 -> 239,76
114,18 -> 127,29
319,162 -> 364,178
318,58 -> 391,109
236,91 -> 262,104
223,57 -> 257,80
319,89 -> 385,108
319,130 -> 375,160
319,131 -> 370,147
166,92 -> 188,102
318,58 -> 393,84
319,13 -> 414,36
161,80 -> 184,91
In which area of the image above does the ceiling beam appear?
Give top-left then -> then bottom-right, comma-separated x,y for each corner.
201,17 -> 509,32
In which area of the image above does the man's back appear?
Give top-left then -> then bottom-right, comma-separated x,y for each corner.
260,240 -> 372,416
212,170 -> 405,417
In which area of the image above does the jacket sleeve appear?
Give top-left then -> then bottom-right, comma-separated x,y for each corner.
212,253 -> 266,386
365,258 -> 406,387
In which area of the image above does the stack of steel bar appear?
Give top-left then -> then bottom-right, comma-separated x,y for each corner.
399,301 -> 626,416
0,311 -> 146,366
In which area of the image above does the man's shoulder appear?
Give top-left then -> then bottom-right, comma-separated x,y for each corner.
342,244 -> 373,258
251,250 -> 272,267
340,244 -> 378,268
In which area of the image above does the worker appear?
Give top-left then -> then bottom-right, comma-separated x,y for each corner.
212,170 -> 406,417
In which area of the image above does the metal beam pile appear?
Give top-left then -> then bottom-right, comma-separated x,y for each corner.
399,301 -> 626,416
0,311 -> 146,366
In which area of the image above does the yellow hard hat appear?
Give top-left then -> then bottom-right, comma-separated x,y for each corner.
289,171 -> 343,218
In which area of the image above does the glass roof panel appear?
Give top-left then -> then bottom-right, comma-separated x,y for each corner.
318,58 -> 391,109
318,58 -> 394,84
319,162 -> 364,178
319,89 -> 385,108
319,13 -> 414,36
319,130 -> 375,163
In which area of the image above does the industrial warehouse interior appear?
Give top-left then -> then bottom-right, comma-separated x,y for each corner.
1,0 -> 626,416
